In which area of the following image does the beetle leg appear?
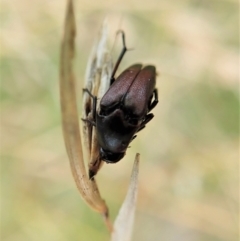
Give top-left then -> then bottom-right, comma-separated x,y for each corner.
82,88 -> 97,121
148,88 -> 158,112
110,30 -> 128,84
137,113 -> 154,132
143,113 -> 154,125
137,124 -> 146,132
81,117 -> 96,126
130,135 -> 137,142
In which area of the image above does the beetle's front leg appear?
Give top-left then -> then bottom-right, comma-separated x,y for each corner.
149,88 -> 158,112
137,113 -> 154,132
82,88 -> 98,125
81,118 -> 96,126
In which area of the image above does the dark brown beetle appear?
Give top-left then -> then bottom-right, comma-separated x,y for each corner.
83,31 -> 158,171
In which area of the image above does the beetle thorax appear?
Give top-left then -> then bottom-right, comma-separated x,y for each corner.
96,108 -> 139,154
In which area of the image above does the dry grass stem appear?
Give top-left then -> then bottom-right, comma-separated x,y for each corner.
82,19 -> 113,177
59,0 -> 109,223
111,154 -> 140,241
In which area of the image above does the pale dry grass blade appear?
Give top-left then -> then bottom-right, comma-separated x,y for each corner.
59,0 -> 110,222
111,154 -> 140,241
82,19 -> 113,177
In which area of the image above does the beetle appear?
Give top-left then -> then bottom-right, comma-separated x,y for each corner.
83,31 -> 158,168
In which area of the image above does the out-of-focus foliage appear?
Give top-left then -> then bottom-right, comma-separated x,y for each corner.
1,0 -> 238,241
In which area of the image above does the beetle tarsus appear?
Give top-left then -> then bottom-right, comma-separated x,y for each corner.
149,89 -> 158,111
131,135 -> 137,142
83,88 -> 94,97
81,118 -> 96,126
89,170 -> 95,180
137,113 -> 154,132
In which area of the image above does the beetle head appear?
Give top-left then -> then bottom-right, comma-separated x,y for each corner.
96,108 -> 139,163
100,148 -> 125,163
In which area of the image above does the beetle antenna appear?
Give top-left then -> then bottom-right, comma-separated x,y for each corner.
110,30 -> 128,83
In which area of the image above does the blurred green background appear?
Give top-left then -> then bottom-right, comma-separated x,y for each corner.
1,0 -> 238,240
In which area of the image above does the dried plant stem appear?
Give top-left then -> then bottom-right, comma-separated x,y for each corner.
59,0 -> 111,229
111,154 -> 140,241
